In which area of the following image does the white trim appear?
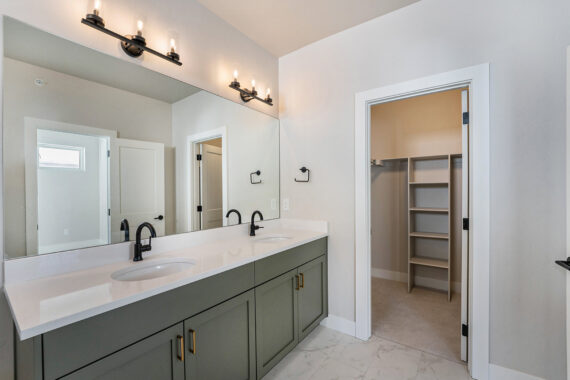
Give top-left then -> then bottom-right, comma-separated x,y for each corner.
355,63 -> 490,380
320,315 -> 356,337
566,46 -> 570,380
186,127 -> 228,232
371,268 -> 461,293
489,364 -> 544,380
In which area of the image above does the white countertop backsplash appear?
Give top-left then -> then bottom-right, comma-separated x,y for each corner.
3,218 -> 327,340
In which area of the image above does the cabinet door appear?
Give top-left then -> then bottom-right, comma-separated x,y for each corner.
255,268 -> 299,378
298,255 -> 328,341
61,323 -> 184,380
184,290 -> 256,380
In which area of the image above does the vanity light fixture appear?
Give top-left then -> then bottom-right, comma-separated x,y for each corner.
81,1 -> 182,66
229,70 -> 273,106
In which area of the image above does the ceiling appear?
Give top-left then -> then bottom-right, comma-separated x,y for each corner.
4,18 -> 201,104
196,0 -> 420,57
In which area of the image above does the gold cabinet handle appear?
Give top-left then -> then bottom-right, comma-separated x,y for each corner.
176,335 -> 184,361
300,273 -> 304,288
295,275 -> 300,290
188,329 -> 196,355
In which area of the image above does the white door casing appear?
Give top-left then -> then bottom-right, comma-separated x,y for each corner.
461,89 -> 469,363
199,143 -> 223,230
186,127 -> 228,232
110,138 -> 165,243
566,46 -> 570,380
354,63 -> 490,380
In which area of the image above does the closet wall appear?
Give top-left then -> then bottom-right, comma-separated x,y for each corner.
370,89 -> 463,291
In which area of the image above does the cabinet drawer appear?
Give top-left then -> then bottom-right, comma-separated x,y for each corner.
254,238 -> 327,286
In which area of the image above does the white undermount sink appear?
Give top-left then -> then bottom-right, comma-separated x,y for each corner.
253,234 -> 292,243
111,258 -> 196,282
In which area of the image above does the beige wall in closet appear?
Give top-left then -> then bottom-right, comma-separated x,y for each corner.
370,89 -> 463,290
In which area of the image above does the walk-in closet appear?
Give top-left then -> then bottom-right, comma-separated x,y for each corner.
370,88 -> 468,362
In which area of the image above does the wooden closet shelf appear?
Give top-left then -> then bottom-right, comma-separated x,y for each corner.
409,257 -> 449,269
410,232 -> 449,240
409,207 -> 448,213
409,181 -> 449,186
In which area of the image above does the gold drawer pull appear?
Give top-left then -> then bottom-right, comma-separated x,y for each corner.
189,329 -> 197,354
300,273 -> 304,288
176,335 -> 184,361
295,275 -> 300,290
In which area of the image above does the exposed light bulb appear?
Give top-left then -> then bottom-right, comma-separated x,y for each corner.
170,38 -> 176,52
251,79 -> 256,88
136,20 -> 144,35
233,70 -> 239,81
94,0 -> 101,13
266,88 -> 271,96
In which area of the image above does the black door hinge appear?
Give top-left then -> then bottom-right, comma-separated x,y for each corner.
107,150 -> 110,158
196,154 -> 202,161
462,323 -> 468,337
197,205 -> 203,212
462,112 -> 469,125
463,218 -> 469,230
108,209 -> 111,216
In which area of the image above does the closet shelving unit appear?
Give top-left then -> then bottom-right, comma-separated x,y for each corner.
407,154 -> 452,301
371,153 -> 461,301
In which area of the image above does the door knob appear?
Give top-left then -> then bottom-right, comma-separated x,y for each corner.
154,215 -> 164,220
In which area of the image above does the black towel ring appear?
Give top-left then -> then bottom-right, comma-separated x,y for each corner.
294,167 -> 310,183
250,170 -> 262,184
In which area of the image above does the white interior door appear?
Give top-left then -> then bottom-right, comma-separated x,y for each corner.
566,47 -> 570,379
461,89 -> 470,362
110,138 -> 165,242
199,143 -> 223,230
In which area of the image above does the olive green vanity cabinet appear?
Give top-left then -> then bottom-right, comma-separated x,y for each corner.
184,290 -> 256,380
61,323 -> 185,380
255,254 -> 328,378
15,237 -> 327,380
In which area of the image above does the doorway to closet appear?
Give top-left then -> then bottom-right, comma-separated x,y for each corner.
369,88 -> 469,363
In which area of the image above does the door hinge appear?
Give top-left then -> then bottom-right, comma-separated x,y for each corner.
107,150 -> 110,158
196,154 -> 202,161
462,111 -> 469,125
462,323 -> 468,337
108,209 -> 111,216
462,218 -> 469,230
197,205 -> 202,212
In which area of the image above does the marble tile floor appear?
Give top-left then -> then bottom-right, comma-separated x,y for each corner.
371,277 -> 462,362
264,325 -> 472,380
264,326 -> 471,380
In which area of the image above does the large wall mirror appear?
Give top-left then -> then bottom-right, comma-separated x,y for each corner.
2,17 -> 280,259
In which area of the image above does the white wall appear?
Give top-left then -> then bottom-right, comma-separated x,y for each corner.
279,0 -> 570,378
0,1 -> 278,377
172,90 -> 279,232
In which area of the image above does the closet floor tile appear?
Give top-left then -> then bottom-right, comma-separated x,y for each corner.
371,277 -> 462,363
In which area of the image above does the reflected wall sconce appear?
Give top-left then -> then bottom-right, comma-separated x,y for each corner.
81,1 -> 182,66
229,70 -> 273,106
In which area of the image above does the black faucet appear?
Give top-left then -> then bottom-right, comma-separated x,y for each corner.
226,209 -> 242,225
120,219 -> 130,242
250,211 -> 264,236
133,222 -> 157,262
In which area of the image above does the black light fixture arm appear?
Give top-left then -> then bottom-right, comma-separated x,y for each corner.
81,18 -> 182,66
229,82 -> 273,106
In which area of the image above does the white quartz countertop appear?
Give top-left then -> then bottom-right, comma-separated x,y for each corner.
4,223 -> 327,340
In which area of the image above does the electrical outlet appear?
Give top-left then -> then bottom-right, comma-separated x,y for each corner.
283,198 -> 290,211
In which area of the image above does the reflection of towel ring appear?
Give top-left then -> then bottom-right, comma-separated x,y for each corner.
250,170 -> 262,184
294,167 -> 310,183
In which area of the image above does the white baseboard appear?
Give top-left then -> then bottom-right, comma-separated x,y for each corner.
489,364 -> 544,380
320,315 -> 356,337
371,267 -> 461,293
